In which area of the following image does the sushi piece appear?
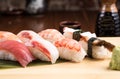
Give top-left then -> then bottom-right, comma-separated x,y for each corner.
63,27 -> 112,59
39,29 -> 86,62
55,38 -> 86,62
0,40 -> 35,67
17,30 -> 59,64
0,31 -> 35,67
86,37 -> 112,59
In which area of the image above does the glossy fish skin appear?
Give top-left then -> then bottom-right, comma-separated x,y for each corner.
0,40 -> 35,67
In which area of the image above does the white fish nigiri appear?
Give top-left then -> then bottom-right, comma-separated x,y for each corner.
39,29 -> 86,62
63,27 -> 112,59
0,31 -> 35,67
17,30 -> 59,64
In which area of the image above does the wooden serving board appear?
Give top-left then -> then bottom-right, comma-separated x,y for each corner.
0,37 -> 120,79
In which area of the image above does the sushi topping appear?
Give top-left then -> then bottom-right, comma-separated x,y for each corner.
32,41 -> 51,60
73,30 -> 82,41
55,38 -> 81,51
87,37 -> 97,58
92,39 -> 115,52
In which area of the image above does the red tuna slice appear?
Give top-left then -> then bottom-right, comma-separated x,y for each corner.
0,40 -> 35,67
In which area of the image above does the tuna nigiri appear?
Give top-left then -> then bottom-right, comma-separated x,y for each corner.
0,31 -> 35,67
17,30 -> 59,64
39,29 -> 86,62
0,40 -> 35,67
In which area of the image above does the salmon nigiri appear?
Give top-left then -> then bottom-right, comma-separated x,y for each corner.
17,30 -> 59,64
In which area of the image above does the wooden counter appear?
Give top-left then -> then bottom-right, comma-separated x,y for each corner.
0,37 -> 120,79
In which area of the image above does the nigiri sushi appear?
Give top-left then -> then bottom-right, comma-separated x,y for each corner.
63,27 -> 112,59
17,30 -> 59,64
0,40 -> 35,67
39,29 -> 86,62
0,31 -> 35,67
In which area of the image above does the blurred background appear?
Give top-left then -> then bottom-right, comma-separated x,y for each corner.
0,0 -> 120,14
0,0 -> 120,34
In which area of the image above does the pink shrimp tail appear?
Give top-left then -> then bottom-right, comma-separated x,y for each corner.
0,40 -> 35,67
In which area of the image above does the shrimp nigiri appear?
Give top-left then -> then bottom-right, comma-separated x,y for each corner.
63,27 -> 112,59
0,31 -> 35,67
17,30 -> 59,64
39,29 -> 65,43
39,29 -> 86,62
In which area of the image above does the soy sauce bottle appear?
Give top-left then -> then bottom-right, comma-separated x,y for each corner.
95,0 -> 120,37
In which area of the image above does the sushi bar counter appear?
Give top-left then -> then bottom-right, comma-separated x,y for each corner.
0,11 -> 120,79
0,37 -> 119,79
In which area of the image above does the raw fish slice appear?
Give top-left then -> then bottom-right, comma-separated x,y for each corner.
39,29 -> 86,62
0,40 -> 35,67
0,31 -> 22,42
17,30 -> 59,64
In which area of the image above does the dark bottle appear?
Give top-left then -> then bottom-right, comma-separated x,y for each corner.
95,0 -> 120,37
